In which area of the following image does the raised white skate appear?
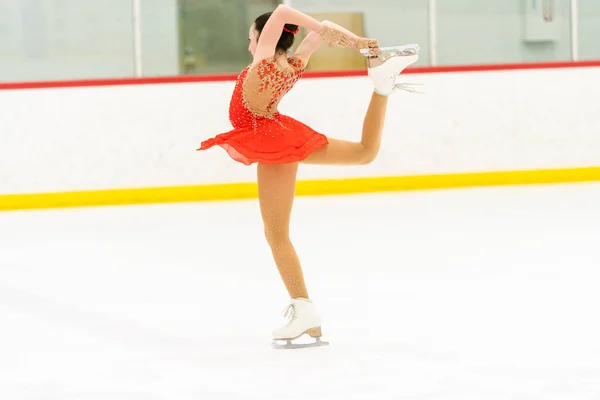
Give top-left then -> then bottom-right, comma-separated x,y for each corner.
365,44 -> 422,96
271,298 -> 329,349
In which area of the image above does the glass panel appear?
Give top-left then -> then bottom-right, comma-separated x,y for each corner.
578,0 -> 600,60
436,0 -> 572,65
3,1 -> 588,83
177,0 -> 280,75
0,0 -> 135,82
139,0 -> 180,77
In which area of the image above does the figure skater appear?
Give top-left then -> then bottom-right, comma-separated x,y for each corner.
197,4 -> 419,349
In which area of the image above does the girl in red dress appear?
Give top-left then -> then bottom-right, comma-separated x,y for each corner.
197,4 -> 419,349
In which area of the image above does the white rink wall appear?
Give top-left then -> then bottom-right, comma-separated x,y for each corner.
1,67 -> 600,195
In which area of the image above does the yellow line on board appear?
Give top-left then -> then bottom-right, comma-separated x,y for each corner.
1,166 -> 599,212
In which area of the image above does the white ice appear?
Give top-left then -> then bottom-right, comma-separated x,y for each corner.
1,183 -> 599,400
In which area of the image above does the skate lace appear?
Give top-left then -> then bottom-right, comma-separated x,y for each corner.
394,82 -> 424,94
282,304 -> 297,323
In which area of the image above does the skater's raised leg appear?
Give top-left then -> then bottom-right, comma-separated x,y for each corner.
301,47 -> 420,167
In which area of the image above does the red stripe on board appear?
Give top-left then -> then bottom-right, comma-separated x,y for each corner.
1,60 -> 599,91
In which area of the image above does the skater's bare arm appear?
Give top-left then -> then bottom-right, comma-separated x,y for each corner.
254,5 -> 322,62
292,31 -> 322,65
254,6 -> 377,62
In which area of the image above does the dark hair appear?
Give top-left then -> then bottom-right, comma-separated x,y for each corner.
253,12 -> 298,54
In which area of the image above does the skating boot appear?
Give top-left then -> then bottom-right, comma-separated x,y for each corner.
364,44 -> 423,96
272,298 -> 329,349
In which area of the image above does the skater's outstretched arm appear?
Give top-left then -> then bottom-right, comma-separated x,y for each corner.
292,20 -> 381,66
319,20 -> 379,55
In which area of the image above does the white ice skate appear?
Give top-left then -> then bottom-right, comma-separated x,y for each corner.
364,44 -> 422,96
271,298 -> 329,349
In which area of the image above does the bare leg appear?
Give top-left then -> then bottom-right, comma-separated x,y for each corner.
257,162 -> 309,299
302,91 -> 388,166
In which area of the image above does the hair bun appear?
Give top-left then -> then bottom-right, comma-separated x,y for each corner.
283,25 -> 299,35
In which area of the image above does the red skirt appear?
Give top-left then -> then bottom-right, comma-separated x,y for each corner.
197,113 -> 328,166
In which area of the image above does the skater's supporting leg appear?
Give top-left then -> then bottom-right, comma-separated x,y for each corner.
257,162 -> 308,299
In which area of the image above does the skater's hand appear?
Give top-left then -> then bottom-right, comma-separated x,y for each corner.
356,37 -> 380,56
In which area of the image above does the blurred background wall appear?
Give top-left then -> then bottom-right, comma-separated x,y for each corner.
1,0 -> 598,82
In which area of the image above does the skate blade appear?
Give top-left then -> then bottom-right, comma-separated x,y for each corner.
271,336 -> 330,350
361,44 -> 420,57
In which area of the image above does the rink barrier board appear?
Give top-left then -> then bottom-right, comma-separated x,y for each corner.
1,166 -> 599,212
3,60 -> 600,211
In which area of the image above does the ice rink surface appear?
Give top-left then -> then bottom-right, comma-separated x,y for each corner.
1,182 -> 599,400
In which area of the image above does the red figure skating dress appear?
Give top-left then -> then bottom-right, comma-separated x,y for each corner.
197,56 -> 329,165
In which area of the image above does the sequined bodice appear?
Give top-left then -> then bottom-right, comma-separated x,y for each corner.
229,57 -> 304,128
